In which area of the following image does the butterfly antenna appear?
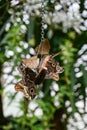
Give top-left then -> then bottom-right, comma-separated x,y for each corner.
52,50 -> 63,58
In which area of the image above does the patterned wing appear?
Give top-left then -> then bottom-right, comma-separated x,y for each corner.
45,58 -> 64,80
18,61 -> 37,82
35,69 -> 47,85
23,67 -> 47,85
15,80 -> 37,100
23,67 -> 36,86
38,55 -> 64,81
35,39 -> 50,55
22,56 -> 39,69
15,80 -> 24,92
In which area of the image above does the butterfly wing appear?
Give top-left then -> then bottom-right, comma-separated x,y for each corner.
23,67 -> 36,86
16,65 -> 37,99
15,56 -> 40,99
15,81 -> 31,99
18,60 -> 37,83
56,63 -> 64,73
22,56 -> 39,69
15,80 -> 24,92
15,80 -> 37,99
35,39 -> 50,55
38,55 -> 64,81
35,69 -> 47,85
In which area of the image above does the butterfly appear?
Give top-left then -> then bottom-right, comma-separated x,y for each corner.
15,59 -> 47,99
15,39 -> 64,99
38,54 -> 64,81
35,39 -> 64,81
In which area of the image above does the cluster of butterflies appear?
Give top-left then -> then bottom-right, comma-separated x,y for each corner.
15,39 -> 64,100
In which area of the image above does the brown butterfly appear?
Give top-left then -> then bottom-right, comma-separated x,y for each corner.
38,54 -> 64,81
35,39 -> 64,81
15,62 -> 47,99
15,39 -> 64,99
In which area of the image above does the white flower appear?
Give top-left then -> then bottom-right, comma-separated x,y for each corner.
51,82 -> 59,91
21,25 -> 27,33
11,0 -> 20,7
5,23 -> 11,31
34,108 -> 43,117
29,101 -> 38,111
